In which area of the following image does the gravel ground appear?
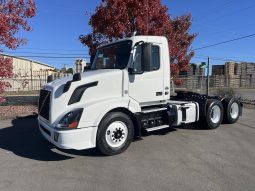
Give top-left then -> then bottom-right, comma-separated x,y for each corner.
0,105 -> 37,119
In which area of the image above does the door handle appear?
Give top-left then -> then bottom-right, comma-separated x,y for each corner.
156,92 -> 163,96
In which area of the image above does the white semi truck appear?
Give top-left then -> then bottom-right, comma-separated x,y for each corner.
38,36 -> 242,155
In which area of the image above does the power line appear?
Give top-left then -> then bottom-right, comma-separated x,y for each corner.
194,33 -> 255,51
6,47 -> 88,52
194,55 -> 254,63
3,51 -> 89,56
7,55 -> 90,59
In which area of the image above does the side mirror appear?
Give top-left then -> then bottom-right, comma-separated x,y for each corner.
47,75 -> 53,83
73,73 -> 81,81
141,43 -> 153,72
84,64 -> 91,71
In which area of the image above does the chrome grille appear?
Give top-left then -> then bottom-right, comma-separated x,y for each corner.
38,90 -> 51,120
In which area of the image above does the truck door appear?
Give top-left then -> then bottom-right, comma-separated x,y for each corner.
128,43 -> 164,104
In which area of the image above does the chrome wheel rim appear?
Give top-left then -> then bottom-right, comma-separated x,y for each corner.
210,105 -> 221,124
230,102 -> 239,119
105,121 -> 128,148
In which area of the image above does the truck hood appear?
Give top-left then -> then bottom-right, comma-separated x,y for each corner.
45,69 -> 122,91
44,69 -> 124,124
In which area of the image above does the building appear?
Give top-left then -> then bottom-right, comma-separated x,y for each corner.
212,65 -> 225,75
1,53 -> 55,91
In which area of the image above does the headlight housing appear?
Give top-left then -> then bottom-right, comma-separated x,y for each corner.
56,108 -> 83,130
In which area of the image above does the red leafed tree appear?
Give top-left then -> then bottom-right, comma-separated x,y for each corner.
80,0 -> 197,85
0,0 -> 36,102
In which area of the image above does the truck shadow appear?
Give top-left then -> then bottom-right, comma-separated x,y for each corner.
0,116 -> 208,161
175,123 -> 211,130
142,127 -> 177,136
0,116 -> 102,161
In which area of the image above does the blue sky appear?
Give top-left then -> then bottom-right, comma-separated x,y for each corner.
3,0 -> 255,68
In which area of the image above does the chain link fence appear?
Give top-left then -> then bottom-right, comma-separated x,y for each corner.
2,70 -> 71,92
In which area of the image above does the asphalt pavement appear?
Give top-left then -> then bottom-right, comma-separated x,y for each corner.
0,109 -> 255,191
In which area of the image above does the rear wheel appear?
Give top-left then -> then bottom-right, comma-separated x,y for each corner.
96,112 -> 134,156
223,98 -> 241,124
201,99 -> 223,129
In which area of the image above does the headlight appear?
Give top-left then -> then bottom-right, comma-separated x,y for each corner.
56,108 -> 83,130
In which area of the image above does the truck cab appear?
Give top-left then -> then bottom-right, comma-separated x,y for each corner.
38,36 -> 242,155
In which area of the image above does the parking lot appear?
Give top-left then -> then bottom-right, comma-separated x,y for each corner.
0,109 -> 255,191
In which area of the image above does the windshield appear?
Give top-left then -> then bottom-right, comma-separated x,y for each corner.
91,40 -> 132,70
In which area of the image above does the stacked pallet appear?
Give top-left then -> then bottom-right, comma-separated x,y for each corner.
236,64 -> 241,75
186,76 -> 199,90
240,74 -> 246,88
227,75 -> 240,88
250,74 -> 255,88
225,62 -> 236,75
213,75 -> 225,88
240,74 -> 251,88
246,63 -> 255,75
241,63 -> 247,75
239,63 -> 255,74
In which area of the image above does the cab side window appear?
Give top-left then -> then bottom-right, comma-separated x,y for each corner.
151,45 -> 160,70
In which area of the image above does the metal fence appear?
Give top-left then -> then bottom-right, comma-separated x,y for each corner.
3,72 -> 255,93
3,70 -> 71,92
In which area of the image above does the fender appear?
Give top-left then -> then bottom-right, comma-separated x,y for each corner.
78,97 -> 141,128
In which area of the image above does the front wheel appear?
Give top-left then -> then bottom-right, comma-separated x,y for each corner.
96,112 -> 134,156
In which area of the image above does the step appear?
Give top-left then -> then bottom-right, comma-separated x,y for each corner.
145,125 -> 169,132
141,108 -> 167,113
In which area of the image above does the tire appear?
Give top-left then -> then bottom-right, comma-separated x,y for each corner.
222,98 -> 241,124
96,112 -> 134,156
201,99 -> 224,129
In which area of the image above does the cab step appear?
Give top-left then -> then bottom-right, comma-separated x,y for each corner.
142,107 -> 167,113
145,125 -> 169,132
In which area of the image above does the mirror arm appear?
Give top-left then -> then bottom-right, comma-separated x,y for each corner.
128,67 -> 135,75
133,41 -> 144,48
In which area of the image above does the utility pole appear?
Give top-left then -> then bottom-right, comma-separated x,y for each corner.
206,57 -> 210,96
199,61 -> 207,93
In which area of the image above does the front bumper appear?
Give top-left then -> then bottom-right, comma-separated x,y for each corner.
38,117 -> 97,150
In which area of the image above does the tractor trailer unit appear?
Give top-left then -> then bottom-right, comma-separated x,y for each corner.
38,36 -> 242,155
